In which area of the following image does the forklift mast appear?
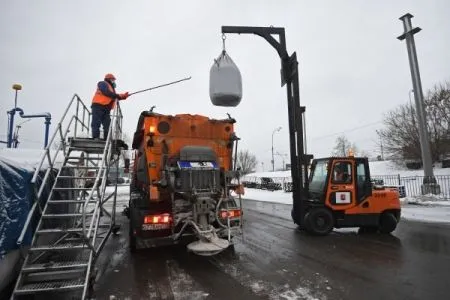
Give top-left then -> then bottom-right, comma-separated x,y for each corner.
221,26 -> 312,225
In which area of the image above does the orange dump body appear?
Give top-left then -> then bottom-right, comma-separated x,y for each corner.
132,111 -> 236,200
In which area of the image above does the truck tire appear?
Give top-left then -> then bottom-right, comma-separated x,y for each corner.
129,215 -> 137,252
305,208 -> 334,236
379,212 -> 397,234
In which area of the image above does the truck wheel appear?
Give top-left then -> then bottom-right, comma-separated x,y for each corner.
379,212 -> 397,234
129,216 -> 137,252
305,208 -> 334,236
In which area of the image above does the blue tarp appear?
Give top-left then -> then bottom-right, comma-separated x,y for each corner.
0,159 -> 53,260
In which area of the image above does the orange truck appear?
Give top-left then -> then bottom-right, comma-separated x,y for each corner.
127,110 -> 243,255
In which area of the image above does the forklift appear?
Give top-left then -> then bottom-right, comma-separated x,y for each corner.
220,26 -> 401,235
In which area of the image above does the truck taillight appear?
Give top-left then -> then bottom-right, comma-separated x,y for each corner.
144,213 -> 172,224
220,209 -> 242,219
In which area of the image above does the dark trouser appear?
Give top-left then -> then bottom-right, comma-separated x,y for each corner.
91,103 -> 111,139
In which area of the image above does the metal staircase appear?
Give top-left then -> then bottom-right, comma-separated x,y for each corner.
11,95 -> 125,299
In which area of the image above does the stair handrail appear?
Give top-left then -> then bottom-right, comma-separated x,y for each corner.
82,101 -> 122,241
17,94 -> 92,246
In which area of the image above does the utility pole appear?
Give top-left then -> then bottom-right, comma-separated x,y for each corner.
376,130 -> 384,160
398,13 -> 439,194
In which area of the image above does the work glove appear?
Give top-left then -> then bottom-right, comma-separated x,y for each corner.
119,92 -> 129,100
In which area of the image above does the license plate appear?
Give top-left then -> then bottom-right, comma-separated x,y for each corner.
142,223 -> 171,231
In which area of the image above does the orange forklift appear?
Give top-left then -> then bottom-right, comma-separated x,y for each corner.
220,26 -> 401,235
304,155 -> 401,235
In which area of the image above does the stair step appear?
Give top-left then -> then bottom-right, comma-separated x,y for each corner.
48,200 -> 97,204
42,213 -> 94,218
53,187 -> 93,191
37,223 -> 109,234
57,176 -> 99,179
36,228 -> 84,234
66,156 -> 103,160
62,165 -> 100,169
22,261 -> 88,273
15,279 -> 84,295
69,147 -> 105,154
30,242 -> 88,252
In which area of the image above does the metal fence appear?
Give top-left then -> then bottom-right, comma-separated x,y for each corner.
241,174 -> 450,199
372,175 -> 450,199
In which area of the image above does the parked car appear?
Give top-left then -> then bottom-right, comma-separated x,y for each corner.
260,177 -> 282,191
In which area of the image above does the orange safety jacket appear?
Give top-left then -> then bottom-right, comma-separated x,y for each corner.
92,81 -> 117,108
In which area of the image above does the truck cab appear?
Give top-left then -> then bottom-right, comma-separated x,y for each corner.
304,156 -> 401,235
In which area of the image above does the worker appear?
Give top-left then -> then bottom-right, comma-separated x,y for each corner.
91,73 -> 129,140
334,165 -> 350,183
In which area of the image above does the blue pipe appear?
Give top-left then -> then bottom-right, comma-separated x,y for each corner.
6,107 -> 52,148
6,108 -> 20,148
44,117 -> 51,147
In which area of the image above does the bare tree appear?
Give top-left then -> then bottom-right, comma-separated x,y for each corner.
236,149 -> 258,175
332,135 -> 355,156
378,82 -> 450,161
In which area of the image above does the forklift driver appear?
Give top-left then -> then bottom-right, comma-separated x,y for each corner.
334,164 -> 351,183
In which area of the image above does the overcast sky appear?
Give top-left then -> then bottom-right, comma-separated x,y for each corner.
1,0 -> 449,171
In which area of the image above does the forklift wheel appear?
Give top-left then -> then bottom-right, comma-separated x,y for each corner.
379,212 -> 397,234
305,208 -> 334,236
358,226 -> 378,234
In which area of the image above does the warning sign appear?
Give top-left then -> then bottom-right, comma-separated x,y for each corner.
336,192 -> 351,204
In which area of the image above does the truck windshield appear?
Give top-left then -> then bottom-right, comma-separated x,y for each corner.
309,160 -> 328,195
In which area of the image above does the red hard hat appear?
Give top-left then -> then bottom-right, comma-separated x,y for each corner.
104,73 -> 116,80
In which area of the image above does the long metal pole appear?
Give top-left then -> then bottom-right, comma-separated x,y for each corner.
272,132 -> 274,171
128,77 -> 191,96
398,13 -> 436,185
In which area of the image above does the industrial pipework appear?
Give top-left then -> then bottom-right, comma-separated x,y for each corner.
4,84 -> 52,148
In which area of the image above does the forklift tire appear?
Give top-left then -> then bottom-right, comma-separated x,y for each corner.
358,226 -> 378,234
379,212 -> 397,234
305,208 -> 334,236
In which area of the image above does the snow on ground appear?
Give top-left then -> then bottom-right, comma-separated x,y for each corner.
401,205 -> 450,224
245,160 -> 450,178
239,160 -> 450,224
240,189 -> 292,205
239,189 -> 450,224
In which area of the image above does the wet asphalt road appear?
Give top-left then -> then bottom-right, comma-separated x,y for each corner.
94,197 -> 450,300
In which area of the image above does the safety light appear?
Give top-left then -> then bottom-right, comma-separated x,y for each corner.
220,209 -> 242,219
348,149 -> 354,157
149,125 -> 156,134
144,213 -> 172,224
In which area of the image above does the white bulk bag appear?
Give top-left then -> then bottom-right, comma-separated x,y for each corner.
209,51 -> 242,107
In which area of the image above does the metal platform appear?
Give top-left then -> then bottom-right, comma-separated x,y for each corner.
11,95 -> 125,300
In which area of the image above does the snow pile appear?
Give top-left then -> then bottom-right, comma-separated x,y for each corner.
0,148 -> 65,170
0,149 -> 59,260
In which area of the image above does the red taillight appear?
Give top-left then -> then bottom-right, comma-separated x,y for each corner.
144,213 -> 172,224
220,209 -> 242,219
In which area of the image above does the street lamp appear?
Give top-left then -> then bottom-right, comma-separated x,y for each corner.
271,126 -> 282,171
